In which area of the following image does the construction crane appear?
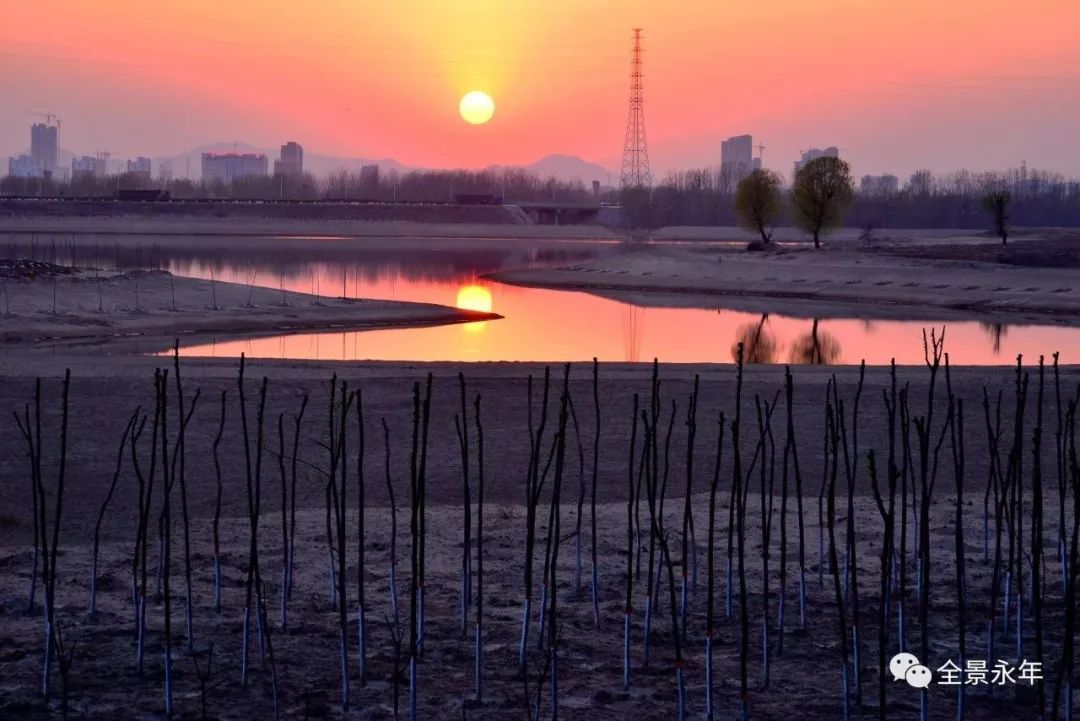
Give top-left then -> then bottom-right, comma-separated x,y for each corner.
30,111 -> 61,127
755,143 -> 765,164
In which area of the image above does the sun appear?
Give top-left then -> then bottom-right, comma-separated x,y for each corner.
456,284 -> 493,313
459,91 -> 495,125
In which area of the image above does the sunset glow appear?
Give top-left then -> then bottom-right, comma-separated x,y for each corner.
455,284 -> 493,313
3,1 -> 1078,175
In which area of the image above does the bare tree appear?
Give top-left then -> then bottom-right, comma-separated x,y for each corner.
982,190 -> 1011,246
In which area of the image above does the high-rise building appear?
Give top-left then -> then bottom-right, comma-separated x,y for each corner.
8,154 -> 43,178
30,123 -> 59,177
158,160 -> 174,183
126,157 -> 152,183
72,155 -> 107,179
721,134 -> 755,181
793,147 -> 840,177
201,152 -> 269,183
273,141 -> 303,177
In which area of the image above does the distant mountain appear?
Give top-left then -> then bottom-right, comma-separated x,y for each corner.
526,154 -> 612,184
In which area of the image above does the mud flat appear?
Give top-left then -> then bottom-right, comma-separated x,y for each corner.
491,241 -> 1080,325
0,262 -> 498,346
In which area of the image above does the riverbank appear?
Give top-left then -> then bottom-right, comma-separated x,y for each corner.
0,262 -> 498,345
491,240 -> 1080,326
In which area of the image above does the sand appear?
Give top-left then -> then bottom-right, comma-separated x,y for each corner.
491,240 -> 1080,325
0,264 -> 498,346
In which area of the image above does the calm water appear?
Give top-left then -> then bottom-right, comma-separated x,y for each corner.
11,233 -> 1078,364
155,241 -> 1080,366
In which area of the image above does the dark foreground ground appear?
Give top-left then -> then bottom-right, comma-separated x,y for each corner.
0,354 -> 1077,719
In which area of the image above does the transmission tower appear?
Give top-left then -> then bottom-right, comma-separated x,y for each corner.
619,28 -> 652,190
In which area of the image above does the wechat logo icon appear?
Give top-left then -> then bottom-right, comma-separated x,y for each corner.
890,652 -> 933,689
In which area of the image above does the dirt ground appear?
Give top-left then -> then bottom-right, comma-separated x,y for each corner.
0,355 -> 1077,720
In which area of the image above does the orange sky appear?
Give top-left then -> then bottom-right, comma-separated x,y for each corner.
3,0 -> 1079,178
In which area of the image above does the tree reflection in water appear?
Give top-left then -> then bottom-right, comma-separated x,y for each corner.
980,322 -> 1007,354
731,313 -> 778,364
788,318 -> 842,365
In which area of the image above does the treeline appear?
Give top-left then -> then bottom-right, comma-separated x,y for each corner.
0,167 -> 593,204
626,166 -> 1080,229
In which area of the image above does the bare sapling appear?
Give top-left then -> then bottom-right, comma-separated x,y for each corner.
382,418 -> 400,628
172,342 -> 199,652
474,394 -> 486,700
159,368 -> 174,718
457,373 -> 473,635
913,329 -> 947,721
520,369 -> 551,674
680,376 -> 699,645
212,391 -> 227,612
53,622 -> 78,719
191,643 -> 215,721
946,358 -> 968,719
825,403 -> 850,721
545,370 -> 571,721
754,392 -> 780,688
1051,393 -> 1079,721
286,394 -> 308,601
705,410 -> 725,719
732,343 -> 750,721
1031,356 -> 1046,718
624,393 -> 640,690
356,387 -> 368,683
568,392 -> 587,594
89,411 -> 137,617
417,373 -> 433,656
134,373 -> 163,674
590,358 -> 601,628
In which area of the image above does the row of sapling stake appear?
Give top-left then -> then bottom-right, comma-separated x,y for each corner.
15,346 -> 1080,719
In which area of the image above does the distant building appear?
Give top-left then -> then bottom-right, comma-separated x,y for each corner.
126,157 -> 153,183
158,160 -> 174,183
860,174 -> 899,196
360,164 -> 379,187
8,154 -> 43,178
794,147 -> 840,178
201,152 -> 269,183
721,134 -> 757,182
72,155 -> 107,180
273,141 -> 303,177
31,123 -> 59,177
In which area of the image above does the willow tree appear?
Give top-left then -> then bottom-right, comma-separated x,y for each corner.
790,157 -> 855,249
734,168 -> 783,244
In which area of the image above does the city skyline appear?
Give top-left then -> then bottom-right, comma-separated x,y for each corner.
2,1 -> 1079,179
